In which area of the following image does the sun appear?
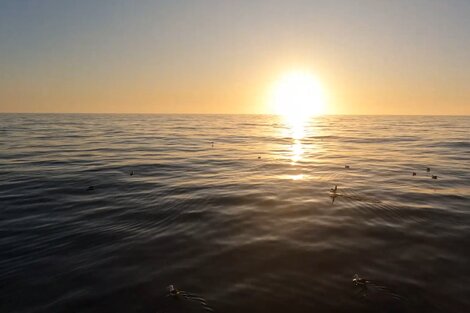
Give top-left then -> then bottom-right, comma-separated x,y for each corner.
269,70 -> 326,121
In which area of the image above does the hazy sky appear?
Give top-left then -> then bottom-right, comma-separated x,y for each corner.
1,0 -> 469,114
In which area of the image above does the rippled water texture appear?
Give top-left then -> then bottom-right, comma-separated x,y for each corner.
1,114 -> 469,313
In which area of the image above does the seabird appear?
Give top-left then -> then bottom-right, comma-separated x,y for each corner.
86,186 -> 94,191
426,167 -> 431,172
432,175 -> 438,179
167,285 -> 180,297
352,274 -> 368,287
345,165 -> 350,169
130,170 -> 134,176
330,185 -> 338,193
412,172 -> 416,176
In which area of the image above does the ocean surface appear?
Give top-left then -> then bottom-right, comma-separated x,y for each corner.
1,114 -> 469,313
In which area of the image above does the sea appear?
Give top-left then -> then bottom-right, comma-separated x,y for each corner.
1,114 -> 469,313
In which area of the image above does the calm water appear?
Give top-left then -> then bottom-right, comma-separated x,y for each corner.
1,114 -> 470,313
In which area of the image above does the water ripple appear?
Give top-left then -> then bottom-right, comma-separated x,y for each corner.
1,114 -> 469,313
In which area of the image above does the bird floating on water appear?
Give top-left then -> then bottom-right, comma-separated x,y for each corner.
86,186 -> 94,191
167,284 -> 180,297
352,274 -> 369,287
426,167 -> 431,172
432,175 -> 438,179
258,156 -> 261,159
330,185 -> 338,193
345,165 -> 350,169
130,170 -> 134,176
412,172 -> 416,176
166,284 -> 214,312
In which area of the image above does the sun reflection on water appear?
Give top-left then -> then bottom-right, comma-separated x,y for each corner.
291,140 -> 303,163
276,115 -> 312,181
289,173 -> 304,180
282,114 -> 310,165
290,122 -> 305,140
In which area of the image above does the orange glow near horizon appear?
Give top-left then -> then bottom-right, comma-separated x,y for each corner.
1,2 -> 470,115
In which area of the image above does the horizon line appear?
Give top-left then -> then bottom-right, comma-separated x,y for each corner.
0,112 -> 469,117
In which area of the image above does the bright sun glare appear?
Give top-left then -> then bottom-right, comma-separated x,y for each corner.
269,70 -> 326,121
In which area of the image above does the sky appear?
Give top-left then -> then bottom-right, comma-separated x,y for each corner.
1,0 -> 469,115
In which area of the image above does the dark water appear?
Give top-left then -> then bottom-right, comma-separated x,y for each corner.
1,114 -> 469,313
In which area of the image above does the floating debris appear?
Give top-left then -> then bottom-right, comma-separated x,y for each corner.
426,167 -> 431,172
345,165 -> 350,169
258,156 -> 261,159
210,141 -> 214,147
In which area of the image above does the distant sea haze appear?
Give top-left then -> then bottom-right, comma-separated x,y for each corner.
1,114 -> 469,313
